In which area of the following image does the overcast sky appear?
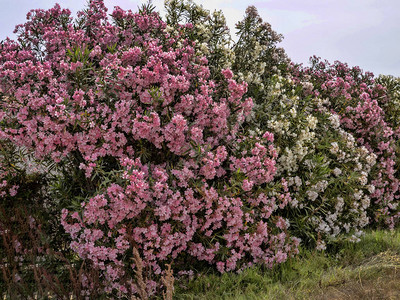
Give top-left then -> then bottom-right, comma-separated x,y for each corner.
1,0 -> 399,76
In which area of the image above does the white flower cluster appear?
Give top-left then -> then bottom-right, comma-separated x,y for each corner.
328,113 -> 341,129
332,167 -> 342,176
330,142 -> 339,154
275,127 -> 315,174
306,180 -> 328,201
267,118 -> 290,135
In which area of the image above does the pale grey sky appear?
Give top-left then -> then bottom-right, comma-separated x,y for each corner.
1,0 -> 399,76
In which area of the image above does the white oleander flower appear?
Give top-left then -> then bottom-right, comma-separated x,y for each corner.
354,162 -> 362,171
306,115 -> 318,129
199,42 -> 209,54
290,198 -> 299,207
165,25 -> 174,33
326,213 -> 337,222
359,146 -> 369,156
294,176 -> 302,187
332,167 -> 342,177
335,197 -> 344,212
367,184 -> 375,194
365,153 -> 377,166
343,223 -> 351,233
302,81 -> 314,93
332,226 -> 340,236
303,159 -> 315,170
289,107 -> 297,118
357,212 -> 369,227
330,142 -> 339,154
328,113 -> 341,129
316,240 -> 326,251
354,190 -> 363,200
306,190 -> 318,201
277,149 -> 298,173
361,196 -> 370,209
349,235 -> 361,243
359,172 -> 368,185
313,180 -> 328,193
317,220 -> 330,233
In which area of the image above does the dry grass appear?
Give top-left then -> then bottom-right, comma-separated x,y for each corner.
131,247 -> 175,300
315,251 -> 400,300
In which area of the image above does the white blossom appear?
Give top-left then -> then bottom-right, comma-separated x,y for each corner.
330,142 -> 339,154
333,167 -> 342,177
306,190 -> 318,201
328,113 -> 341,129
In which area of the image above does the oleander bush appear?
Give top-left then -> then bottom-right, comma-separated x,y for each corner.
246,75 -> 375,249
222,6 -> 379,248
0,1 -> 298,297
0,0 -> 399,298
289,58 -> 399,227
375,74 -> 400,177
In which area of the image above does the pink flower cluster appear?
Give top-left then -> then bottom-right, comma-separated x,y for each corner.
0,165 -> 19,198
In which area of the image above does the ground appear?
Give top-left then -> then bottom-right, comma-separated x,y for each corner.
174,229 -> 400,299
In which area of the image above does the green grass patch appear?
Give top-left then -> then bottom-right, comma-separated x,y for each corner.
174,228 -> 400,299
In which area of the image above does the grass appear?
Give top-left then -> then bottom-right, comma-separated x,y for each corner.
174,228 -> 400,299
